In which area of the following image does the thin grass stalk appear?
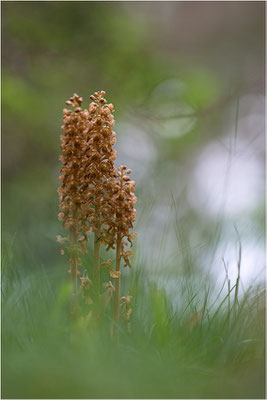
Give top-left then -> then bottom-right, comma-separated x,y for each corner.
234,226 -> 242,309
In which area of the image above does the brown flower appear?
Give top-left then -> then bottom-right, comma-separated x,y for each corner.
102,165 -> 137,260
58,90 -> 137,327
58,91 -> 118,294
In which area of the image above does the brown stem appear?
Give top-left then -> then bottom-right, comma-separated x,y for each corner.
70,254 -> 78,295
70,208 -> 78,297
93,207 -> 101,299
113,235 -> 121,339
70,214 -> 78,318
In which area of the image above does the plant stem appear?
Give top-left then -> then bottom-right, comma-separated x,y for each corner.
93,208 -> 101,300
70,220 -> 78,318
113,235 -> 121,339
70,254 -> 78,295
70,209 -> 78,298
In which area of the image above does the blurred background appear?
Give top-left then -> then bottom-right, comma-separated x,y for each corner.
2,1 -> 265,298
2,2 -> 265,399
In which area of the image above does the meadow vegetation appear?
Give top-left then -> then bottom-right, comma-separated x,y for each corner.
2,234 -> 265,398
2,2 -> 265,399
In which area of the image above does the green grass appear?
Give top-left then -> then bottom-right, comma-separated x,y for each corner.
1,241 -> 265,399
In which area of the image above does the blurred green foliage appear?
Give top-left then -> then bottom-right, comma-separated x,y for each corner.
2,1 -> 223,277
2,2 -> 265,398
2,2 -> 227,257
2,258 -> 265,399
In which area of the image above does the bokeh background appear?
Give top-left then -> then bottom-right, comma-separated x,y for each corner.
2,1 -> 264,291
2,2 -> 265,399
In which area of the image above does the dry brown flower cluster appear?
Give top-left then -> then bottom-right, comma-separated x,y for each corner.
102,165 -> 136,255
58,91 -> 136,333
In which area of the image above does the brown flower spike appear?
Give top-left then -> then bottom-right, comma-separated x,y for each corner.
101,165 -> 136,335
58,93 -> 90,295
58,91 -> 117,295
58,90 -> 136,331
